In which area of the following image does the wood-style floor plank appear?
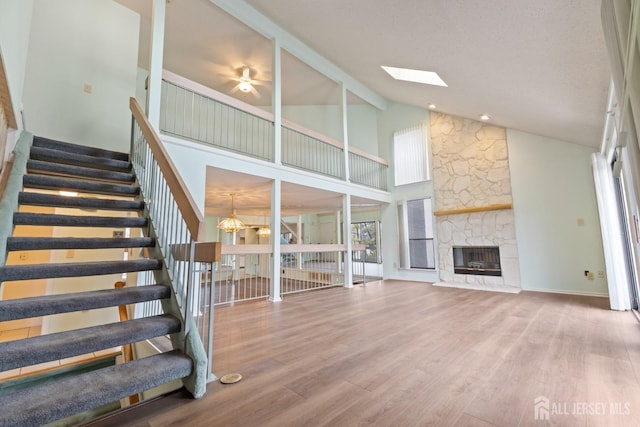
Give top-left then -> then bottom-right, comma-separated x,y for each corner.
88,281 -> 640,426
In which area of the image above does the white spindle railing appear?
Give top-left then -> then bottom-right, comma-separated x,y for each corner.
349,149 -> 389,191
281,124 -> 345,179
160,77 -> 274,161
130,98 -> 215,383
159,71 -> 388,190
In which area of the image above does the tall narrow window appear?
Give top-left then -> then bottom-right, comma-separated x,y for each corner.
398,198 -> 435,269
393,124 -> 430,186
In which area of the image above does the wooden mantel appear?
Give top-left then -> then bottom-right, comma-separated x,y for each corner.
433,203 -> 512,217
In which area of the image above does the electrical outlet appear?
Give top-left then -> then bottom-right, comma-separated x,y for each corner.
587,271 -> 594,281
597,270 -> 605,279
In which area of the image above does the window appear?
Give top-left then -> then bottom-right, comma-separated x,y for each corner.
393,124 -> 430,186
351,221 -> 381,263
397,198 -> 435,269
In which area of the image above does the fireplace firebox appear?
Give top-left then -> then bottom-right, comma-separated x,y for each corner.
453,246 -> 501,276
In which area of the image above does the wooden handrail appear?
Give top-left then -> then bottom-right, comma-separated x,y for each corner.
171,242 -> 222,262
433,203 -> 512,216
130,97 -> 206,241
0,51 -> 17,130
114,281 -> 139,405
0,51 -> 17,176
161,70 -> 389,168
220,243 -> 365,255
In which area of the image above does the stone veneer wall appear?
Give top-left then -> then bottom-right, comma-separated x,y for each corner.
430,112 -> 521,290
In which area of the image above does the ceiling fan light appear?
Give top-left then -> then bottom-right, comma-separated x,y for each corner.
238,81 -> 253,93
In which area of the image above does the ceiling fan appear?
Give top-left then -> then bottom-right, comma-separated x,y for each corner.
229,66 -> 268,98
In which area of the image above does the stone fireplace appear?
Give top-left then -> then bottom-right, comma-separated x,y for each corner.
430,113 -> 521,292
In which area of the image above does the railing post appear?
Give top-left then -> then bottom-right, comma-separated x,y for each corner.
270,179 -> 282,301
147,0 -> 166,129
341,82 -> 350,182
272,38 -> 282,165
206,260 -> 216,381
343,194 -> 353,288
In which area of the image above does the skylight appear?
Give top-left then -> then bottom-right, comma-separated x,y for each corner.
381,66 -> 448,87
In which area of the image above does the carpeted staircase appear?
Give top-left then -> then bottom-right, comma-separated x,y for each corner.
0,136 -> 194,426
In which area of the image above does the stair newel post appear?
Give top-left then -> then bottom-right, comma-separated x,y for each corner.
183,238 -> 196,340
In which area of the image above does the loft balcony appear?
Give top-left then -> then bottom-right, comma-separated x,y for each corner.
159,71 -> 389,192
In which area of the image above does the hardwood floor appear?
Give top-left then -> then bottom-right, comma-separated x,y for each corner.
90,280 -> 640,426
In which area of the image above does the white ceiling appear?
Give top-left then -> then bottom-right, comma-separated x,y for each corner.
116,0 -> 611,216
243,0 -> 611,147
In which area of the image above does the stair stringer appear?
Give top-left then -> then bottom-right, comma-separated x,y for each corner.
0,132 -> 33,267
137,201 -> 208,399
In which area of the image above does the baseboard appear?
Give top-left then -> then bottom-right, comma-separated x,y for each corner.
521,287 -> 609,298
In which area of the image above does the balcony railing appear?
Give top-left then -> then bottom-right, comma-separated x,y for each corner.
281,123 -> 345,179
160,76 -> 274,161
159,71 -> 388,190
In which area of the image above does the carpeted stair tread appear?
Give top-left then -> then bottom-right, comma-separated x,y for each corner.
23,174 -> 139,196
13,212 -> 147,228
30,146 -> 132,173
0,285 -> 170,321
7,237 -> 154,251
27,159 -> 134,182
0,350 -> 192,427
33,136 -> 130,161
18,192 -> 144,211
0,259 -> 162,282
0,314 -> 180,372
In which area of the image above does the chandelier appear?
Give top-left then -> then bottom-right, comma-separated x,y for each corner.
217,194 -> 247,233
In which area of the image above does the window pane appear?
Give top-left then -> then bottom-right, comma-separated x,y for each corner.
393,125 -> 429,186
352,221 -> 379,263
399,197 -> 435,269
407,199 -> 426,238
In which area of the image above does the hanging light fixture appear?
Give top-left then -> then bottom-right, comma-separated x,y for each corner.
256,225 -> 271,236
217,194 -> 247,233
256,215 -> 271,236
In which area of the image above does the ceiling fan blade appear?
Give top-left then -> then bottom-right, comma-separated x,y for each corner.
250,86 -> 261,98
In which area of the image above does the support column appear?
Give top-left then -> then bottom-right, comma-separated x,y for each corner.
147,0 -> 166,129
296,215 -> 303,269
270,179 -> 282,301
272,38 -> 282,165
342,194 -> 353,288
341,83 -> 350,182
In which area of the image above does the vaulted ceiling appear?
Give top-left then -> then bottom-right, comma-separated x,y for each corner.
116,0 -> 611,216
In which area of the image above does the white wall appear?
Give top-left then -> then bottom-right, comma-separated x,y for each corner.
508,129 -> 608,295
282,105 -> 343,142
22,0 -> 139,152
347,103 -> 379,156
0,0 -> 34,130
